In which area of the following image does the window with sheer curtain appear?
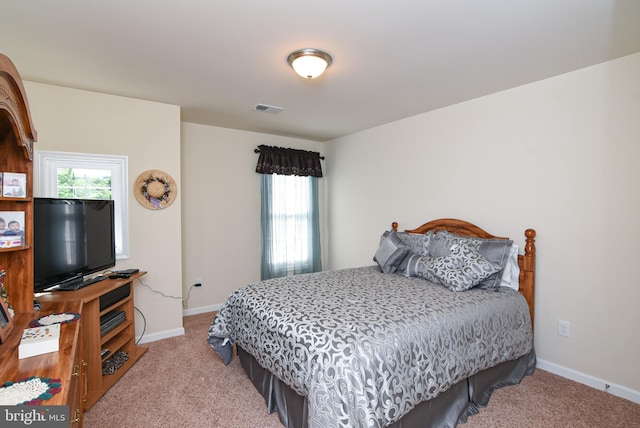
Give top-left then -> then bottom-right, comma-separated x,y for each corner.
256,145 -> 322,280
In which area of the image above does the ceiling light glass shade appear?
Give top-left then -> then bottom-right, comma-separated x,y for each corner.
287,49 -> 333,79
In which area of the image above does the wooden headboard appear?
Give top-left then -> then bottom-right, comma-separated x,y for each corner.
392,218 -> 536,330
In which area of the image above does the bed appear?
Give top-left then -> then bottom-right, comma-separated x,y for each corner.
208,218 -> 537,428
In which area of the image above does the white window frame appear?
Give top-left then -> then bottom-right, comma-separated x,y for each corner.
34,150 -> 130,260
270,174 -> 312,267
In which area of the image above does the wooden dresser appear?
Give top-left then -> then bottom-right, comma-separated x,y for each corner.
0,300 -> 84,427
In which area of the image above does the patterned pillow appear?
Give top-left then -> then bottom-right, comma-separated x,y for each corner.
395,231 -> 433,272
396,231 -> 432,256
429,231 -> 513,290
405,242 -> 502,292
374,230 -> 410,274
404,253 -> 425,278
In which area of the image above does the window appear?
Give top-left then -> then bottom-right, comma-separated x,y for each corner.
34,151 -> 129,259
261,173 -> 321,280
56,167 -> 113,199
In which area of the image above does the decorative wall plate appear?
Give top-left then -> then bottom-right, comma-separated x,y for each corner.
134,170 -> 177,210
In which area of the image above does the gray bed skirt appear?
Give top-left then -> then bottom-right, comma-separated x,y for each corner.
237,346 -> 536,428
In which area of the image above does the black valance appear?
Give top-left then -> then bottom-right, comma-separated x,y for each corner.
255,145 -> 323,177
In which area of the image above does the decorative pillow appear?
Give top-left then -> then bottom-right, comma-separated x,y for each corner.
499,244 -> 520,290
404,253 -> 424,278
374,230 -> 410,274
408,243 -> 502,291
429,231 -> 513,290
395,231 -> 433,272
396,231 -> 433,256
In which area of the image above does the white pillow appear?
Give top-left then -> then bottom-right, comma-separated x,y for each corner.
500,244 -> 520,290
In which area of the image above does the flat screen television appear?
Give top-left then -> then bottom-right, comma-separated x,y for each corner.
34,198 -> 116,292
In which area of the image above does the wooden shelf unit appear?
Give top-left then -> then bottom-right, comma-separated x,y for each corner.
38,272 -> 149,409
0,53 -> 37,315
0,52 -> 88,425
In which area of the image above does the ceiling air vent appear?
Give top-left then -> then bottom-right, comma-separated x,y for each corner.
253,104 -> 284,114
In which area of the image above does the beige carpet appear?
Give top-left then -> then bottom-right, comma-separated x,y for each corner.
83,312 -> 640,427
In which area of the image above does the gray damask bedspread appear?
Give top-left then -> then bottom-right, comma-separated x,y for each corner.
208,266 -> 533,428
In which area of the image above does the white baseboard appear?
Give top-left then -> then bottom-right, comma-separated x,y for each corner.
133,305 -> 221,344
136,327 -> 185,344
183,304 -> 221,317
537,358 -> 640,404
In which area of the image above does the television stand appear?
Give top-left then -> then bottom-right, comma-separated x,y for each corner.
37,271 -> 148,409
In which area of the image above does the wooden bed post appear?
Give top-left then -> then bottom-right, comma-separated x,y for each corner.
520,229 -> 536,333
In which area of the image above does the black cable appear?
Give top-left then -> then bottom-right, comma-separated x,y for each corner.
134,306 -> 146,345
132,278 -> 186,343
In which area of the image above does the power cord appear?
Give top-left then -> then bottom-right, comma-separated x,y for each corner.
135,277 -> 194,308
182,284 -> 196,308
132,278 -> 195,342
133,277 -> 181,344
136,277 -> 182,300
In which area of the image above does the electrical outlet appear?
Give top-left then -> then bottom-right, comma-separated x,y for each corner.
558,320 -> 571,338
194,276 -> 203,287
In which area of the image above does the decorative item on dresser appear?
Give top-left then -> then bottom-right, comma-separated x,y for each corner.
208,218 -> 536,428
0,298 -> 14,343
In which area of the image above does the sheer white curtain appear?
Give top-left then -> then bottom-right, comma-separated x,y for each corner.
261,173 -> 321,280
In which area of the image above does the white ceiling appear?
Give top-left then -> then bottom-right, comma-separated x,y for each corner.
2,1 -> 639,142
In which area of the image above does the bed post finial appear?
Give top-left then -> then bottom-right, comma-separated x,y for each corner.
392,222 -> 398,231
525,229 -> 536,256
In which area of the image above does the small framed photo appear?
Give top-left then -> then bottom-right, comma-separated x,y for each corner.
0,298 -> 14,344
0,211 -> 25,248
2,172 -> 26,198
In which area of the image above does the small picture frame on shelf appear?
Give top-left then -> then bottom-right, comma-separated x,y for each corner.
2,172 -> 26,198
0,298 -> 14,344
0,211 -> 25,248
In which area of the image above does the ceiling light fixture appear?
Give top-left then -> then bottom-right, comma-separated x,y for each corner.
287,48 -> 333,79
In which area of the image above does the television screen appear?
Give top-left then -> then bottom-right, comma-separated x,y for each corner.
34,198 -> 115,292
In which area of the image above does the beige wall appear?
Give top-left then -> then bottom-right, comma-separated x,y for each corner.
22,52 -> 639,403
24,81 -> 184,341
325,53 -> 640,400
180,123 -> 325,311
